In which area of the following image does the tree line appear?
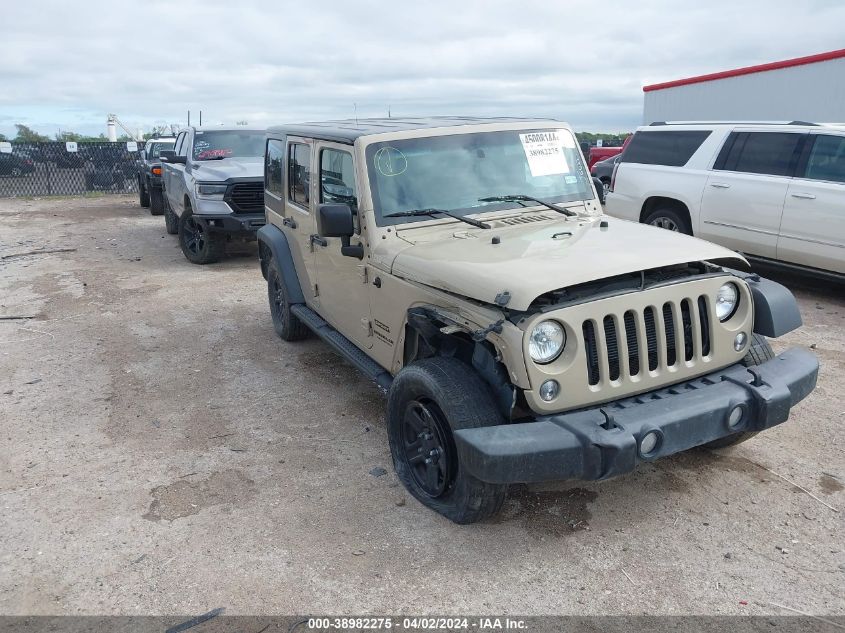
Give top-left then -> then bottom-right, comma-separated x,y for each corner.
0,124 -> 175,143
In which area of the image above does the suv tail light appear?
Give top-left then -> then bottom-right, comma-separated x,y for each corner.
610,161 -> 619,193
152,166 -> 162,176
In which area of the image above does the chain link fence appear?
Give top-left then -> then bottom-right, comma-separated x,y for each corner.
0,141 -> 147,198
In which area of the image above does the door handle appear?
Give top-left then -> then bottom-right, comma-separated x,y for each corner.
282,217 -> 297,229
710,182 -> 731,189
791,192 -> 816,200
310,234 -> 328,248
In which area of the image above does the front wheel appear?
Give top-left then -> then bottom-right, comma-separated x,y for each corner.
702,334 -> 774,449
139,177 -> 150,207
178,211 -> 224,264
149,187 -> 164,216
388,357 -> 507,524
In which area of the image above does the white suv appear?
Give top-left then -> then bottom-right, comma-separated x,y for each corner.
605,122 -> 845,277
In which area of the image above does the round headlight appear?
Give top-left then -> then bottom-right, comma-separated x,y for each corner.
529,320 -> 565,364
715,282 -> 739,322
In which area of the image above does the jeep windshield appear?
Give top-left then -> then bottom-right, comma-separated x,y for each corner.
365,128 -> 597,226
192,130 -> 265,161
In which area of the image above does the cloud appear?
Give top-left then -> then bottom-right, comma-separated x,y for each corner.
2,0 -> 844,137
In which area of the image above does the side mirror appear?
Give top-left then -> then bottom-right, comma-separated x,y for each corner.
317,203 -> 363,259
317,203 -> 354,237
160,151 -> 186,164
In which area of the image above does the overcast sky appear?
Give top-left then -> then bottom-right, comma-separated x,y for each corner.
2,0 -> 844,138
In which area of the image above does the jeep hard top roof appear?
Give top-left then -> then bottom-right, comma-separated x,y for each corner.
267,116 -> 564,144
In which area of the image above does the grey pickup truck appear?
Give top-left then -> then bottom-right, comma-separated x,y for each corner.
160,126 -> 266,264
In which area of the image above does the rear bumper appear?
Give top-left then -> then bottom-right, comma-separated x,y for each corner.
454,347 -> 818,484
192,212 -> 265,235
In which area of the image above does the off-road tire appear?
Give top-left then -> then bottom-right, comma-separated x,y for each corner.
702,333 -> 774,449
149,187 -> 164,216
163,198 -> 179,235
388,357 -> 507,524
267,260 -> 308,341
178,210 -> 224,265
139,177 -> 150,207
643,207 -> 692,235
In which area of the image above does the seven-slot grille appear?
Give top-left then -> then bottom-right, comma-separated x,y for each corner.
582,296 -> 711,386
226,181 -> 264,214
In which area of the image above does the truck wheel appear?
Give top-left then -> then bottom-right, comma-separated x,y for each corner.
164,199 -> 179,235
702,333 -> 774,449
267,261 -> 309,341
178,212 -> 224,265
643,207 -> 692,235
388,357 -> 507,524
149,187 -> 164,216
139,178 -> 150,207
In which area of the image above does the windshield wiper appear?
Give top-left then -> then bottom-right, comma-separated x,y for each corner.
384,208 -> 491,229
478,195 -> 577,217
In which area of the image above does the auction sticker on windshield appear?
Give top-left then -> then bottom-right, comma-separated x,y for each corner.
520,130 -> 571,177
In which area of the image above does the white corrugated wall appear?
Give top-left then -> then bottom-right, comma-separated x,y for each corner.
643,56 -> 845,124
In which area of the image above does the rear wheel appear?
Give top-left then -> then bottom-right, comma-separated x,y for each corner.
388,357 -> 507,524
267,261 -> 308,341
643,207 -> 692,235
178,210 -> 224,264
702,334 -> 774,449
149,187 -> 164,216
164,198 -> 179,235
139,177 -> 150,207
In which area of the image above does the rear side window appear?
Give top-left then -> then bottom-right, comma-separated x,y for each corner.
622,130 -> 711,167
714,132 -> 804,177
265,139 -> 284,197
804,134 -> 845,184
288,142 -> 310,207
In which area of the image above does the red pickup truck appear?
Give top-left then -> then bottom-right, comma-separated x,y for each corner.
587,135 -> 631,169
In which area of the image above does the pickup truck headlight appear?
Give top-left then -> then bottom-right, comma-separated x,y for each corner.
529,320 -> 565,364
196,183 -> 228,199
715,282 -> 739,321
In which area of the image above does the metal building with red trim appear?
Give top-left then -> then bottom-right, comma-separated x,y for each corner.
642,49 -> 845,124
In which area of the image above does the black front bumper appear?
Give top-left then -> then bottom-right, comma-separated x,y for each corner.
454,348 -> 819,484
193,213 -> 266,235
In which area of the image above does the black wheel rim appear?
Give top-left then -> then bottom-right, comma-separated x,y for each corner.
401,399 -> 455,498
183,216 -> 205,254
270,273 -> 284,319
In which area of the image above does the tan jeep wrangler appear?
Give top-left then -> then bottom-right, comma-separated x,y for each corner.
257,117 -> 818,524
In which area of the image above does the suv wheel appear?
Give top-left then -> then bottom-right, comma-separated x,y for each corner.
138,177 -> 150,207
178,210 -> 224,265
643,207 -> 692,235
10,167 -> 23,178
267,261 -> 308,341
701,333 -> 774,449
149,187 -> 164,216
388,357 -> 507,524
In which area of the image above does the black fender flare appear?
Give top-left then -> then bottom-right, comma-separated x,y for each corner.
257,224 -> 305,304
729,270 -> 802,337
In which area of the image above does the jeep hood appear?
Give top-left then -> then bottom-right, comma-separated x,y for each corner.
389,218 -> 745,311
190,157 -> 263,181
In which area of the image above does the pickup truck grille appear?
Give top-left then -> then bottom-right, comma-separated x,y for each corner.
226,182 -> 264,214
582,296 -> 711,386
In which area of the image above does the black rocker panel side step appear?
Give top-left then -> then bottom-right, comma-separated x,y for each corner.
290,304 -> 393,392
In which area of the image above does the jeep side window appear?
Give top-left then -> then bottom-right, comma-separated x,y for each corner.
288,142 -> 310,207
803,134 -> 845,184
714,132 -> 803,177
265,139 -> 284,198
320,148 -> 358,230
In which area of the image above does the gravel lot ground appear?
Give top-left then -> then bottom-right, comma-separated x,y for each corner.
0,195 -> 842,616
